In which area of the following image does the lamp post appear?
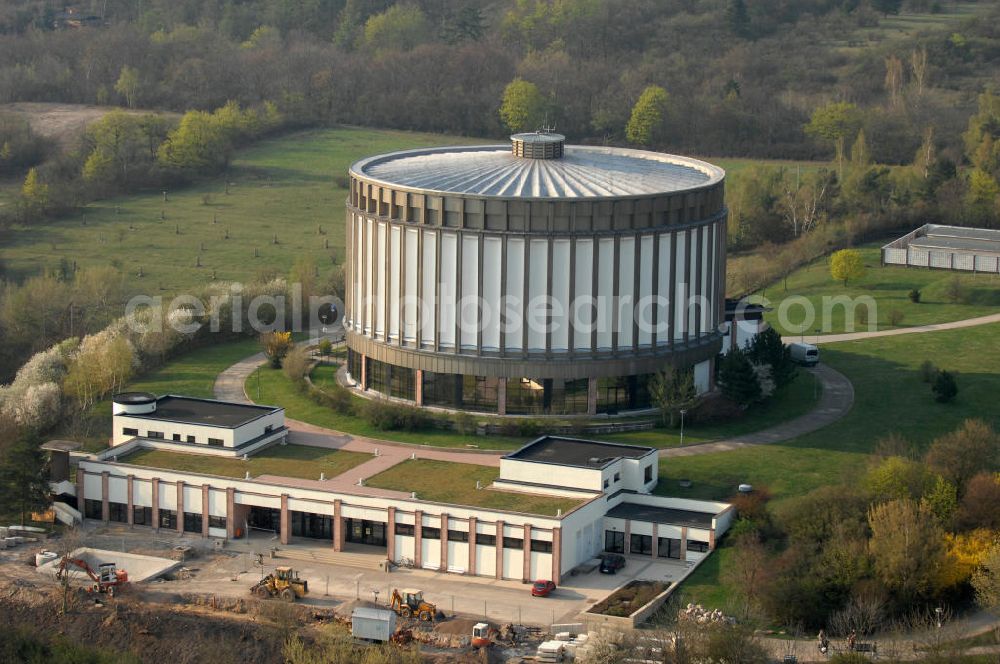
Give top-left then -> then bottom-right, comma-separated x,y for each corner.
935,606 -> 943,629
679,409 -> 688,447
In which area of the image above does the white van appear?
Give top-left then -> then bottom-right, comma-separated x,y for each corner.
789,342 -> 819,366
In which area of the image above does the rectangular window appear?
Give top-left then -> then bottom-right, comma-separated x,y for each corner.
687,540 -> 710,553
422,527 -> 440,540
183,512 -> 203,533
159,509 -> 177,530
476,533 -> 496,546
108,502 -> 128,523
530,539 -> 552,553
172,433 -> 181,441
613,472 -> 621,483
133,506 -> 151,526
604,530 -> 625,554
147,431 -> 164,439
603,479 -> 609,489
448,530 -> 469,543
658,537 -> 682,559
207,438 -> 224,447
122,427 -> 138,436
644,465 -> 653,483
208,515 -> 227,530
265,424 -> 273,433
186,435 -> 196,443
630,534 -> 653,556
394,523 -> 414,536
84,499 -> 103,520
502,537 -> 523,549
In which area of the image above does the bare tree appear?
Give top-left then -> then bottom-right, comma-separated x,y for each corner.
884,55 -> 905,108
910,47 -> 928,97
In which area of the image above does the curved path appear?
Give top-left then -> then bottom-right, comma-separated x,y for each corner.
660,363 -> 853,458
808,311 -> 1000,345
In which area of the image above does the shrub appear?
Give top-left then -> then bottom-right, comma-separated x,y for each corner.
888,308 -> 905,327
317,338 -> 332,357
362,400 -> 432,431
453,411 -> 477,435
282,346 -> 311,383
918,360 -> 938,383
944,276 -> 966,304
908,289 -> 921,303
932,370 -> 958,403
309,382 -> 354,415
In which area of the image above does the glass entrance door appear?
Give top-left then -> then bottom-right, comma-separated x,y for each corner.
345,518 -> 387,547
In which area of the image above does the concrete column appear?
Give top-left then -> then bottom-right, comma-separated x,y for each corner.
468,517 -> 477,575
680,526 -> 688,562
101,472 -> 110,523
333,499 -> 344,551
201,485 -> 210,538
126,475 -> 134,527
360,354 -> 368,390
522,524 -> 531,582
414,370 -> 423,406
651,523 -> 659,558
176,482 -> 184,534
387,506 -> 396,561
495,520 -> 504,580
279,493 -> 290,545
226,487 -> 236,539
76,468 -> 85,510
709,527 -> 716,551
551,527 -> 562,585
440,513 -> 449,571
623,519 -> 631,555
414,510 -> 423,567
151,478 -> 160,532
497,379 -> 507,416
587,377 -> 598,415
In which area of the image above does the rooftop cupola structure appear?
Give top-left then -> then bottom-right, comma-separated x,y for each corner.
510,131 -> 565,159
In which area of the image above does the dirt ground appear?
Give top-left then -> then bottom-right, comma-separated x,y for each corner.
0,102 -> 178,147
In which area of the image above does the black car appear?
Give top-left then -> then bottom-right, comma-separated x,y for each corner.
599,553 -> 626,574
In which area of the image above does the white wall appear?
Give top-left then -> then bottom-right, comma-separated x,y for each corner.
108,477 -> 128,504
694,359 -> 711,394
502,548 -> 523,580
422,538 -> 441,570
395,535 -> 415,562
529,551 -> 552,580
183,485 -> 202,513
475,545 -> 496,577
447,541 -> 468,573
113,409 -> 285,448
499,458 -> 602,492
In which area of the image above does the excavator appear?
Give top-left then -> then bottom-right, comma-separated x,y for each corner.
249,566 -> 309,602
55,557 -> 128,596
389,588 -> 436,621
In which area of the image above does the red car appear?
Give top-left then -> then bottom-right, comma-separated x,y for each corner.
531,579 -> 557,597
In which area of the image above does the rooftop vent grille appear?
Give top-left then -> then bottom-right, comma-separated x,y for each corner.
511,131 -> 565,159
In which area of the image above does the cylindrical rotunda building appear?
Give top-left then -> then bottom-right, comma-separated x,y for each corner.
344,133 -> 726,416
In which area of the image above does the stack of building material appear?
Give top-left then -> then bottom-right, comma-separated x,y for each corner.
537,640 -> 565,662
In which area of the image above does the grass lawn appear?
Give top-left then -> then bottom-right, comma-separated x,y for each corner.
659,322 -> 1000,507
754,245 -> 1000,336
123,444 -> 369,481
1,127 -> 476,292
365,459 -> 581,516
253,364 -> 528,450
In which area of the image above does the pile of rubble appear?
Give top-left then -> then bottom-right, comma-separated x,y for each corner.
678,603 -> 735,625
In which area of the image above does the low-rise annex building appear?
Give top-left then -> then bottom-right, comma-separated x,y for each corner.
66,395 -> 734,584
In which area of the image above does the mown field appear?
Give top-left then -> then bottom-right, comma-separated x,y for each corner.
1,124 -> 826,296
754,245 -> 1000,336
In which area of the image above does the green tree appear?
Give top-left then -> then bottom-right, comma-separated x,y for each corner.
925,419 -> 998,492
973,543 -> 1000,611
625,85 -> 669,146
966,168 -> 999,223
0,432 -> 49,526
921,475 -> 958,526
81,110 -> 147,189
829,248 -> 865,286
157,110 -> 231,174
962,90 -> 1000,174
932,370 -> 958,404
648,366 -> 697,427
872,0 -> 902,17
726,0 -> 752,38
499,78 -> 546,133
805,102 -> 862,179
114,65 -> 141,109
718,347 -> 761,407
363,4 -> 431,54
746,327 -> 796,388
20,166 -> 48,218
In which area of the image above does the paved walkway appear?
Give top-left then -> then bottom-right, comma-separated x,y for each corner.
660,363 -> 853,458
806,311 -> 1000,345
